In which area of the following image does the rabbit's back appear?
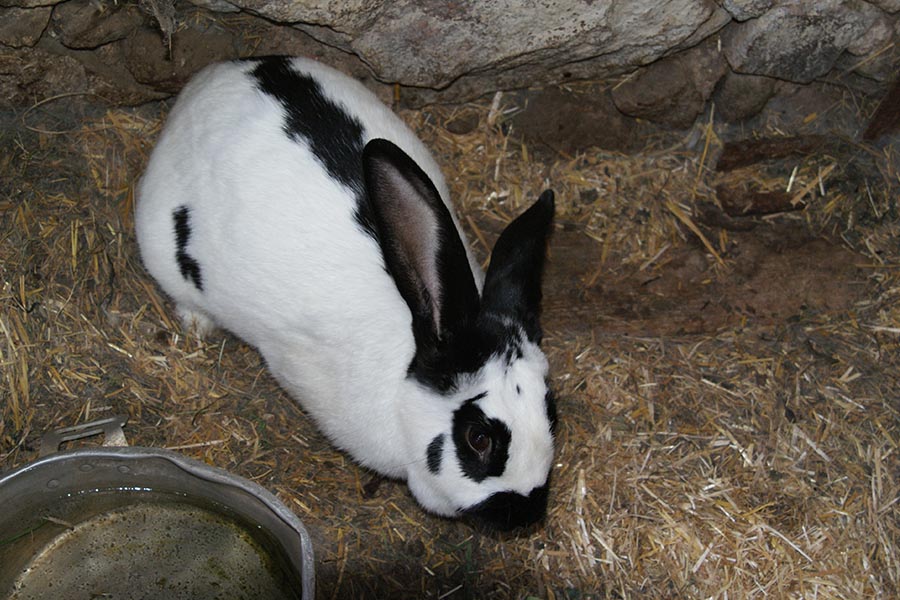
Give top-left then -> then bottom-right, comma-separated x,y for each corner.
135,58 -> 447,422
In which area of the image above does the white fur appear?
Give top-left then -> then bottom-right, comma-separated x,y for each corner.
136,58 -> 553,518
406,342 -> 553,516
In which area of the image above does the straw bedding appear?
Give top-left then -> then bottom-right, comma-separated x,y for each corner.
1,86 -> 898,598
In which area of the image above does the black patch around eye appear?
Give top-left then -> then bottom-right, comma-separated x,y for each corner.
545,388 -> 558,435
453,395 -> 510,483
426,434 -> 444,474
463,481 -> 550,531
172,205 -> 203,291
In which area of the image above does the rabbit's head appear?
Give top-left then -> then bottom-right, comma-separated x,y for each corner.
364,139 -> 557,530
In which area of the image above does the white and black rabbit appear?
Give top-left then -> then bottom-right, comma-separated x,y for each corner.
135,56 -> 556,530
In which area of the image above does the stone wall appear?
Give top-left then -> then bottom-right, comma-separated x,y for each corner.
1,0 -> 897,127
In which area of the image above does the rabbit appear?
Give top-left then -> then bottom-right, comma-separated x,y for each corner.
135,56 -> 557,530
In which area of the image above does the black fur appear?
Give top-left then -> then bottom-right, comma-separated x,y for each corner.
452,393 -> 510,483
545,388 -> 558,434
481,190 -> 555,344
251,58 -> 557,394
395,189 -> 554,392
504,341 -> 524,364
426,434 -> 444,474
412,311 -> 523,392
464,481 -> 550,531
363,138 -> 481,388
172,206 -> 203,291
249,57 -> 376,237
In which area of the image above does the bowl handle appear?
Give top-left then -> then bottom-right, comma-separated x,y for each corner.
39,415 -> 129,457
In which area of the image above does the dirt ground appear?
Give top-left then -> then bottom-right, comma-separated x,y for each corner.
1,81 -> 899,599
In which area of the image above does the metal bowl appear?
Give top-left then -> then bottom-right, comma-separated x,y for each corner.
0,417 -> 315,600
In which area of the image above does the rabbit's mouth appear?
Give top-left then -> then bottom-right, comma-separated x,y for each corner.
461,480 -> 550,532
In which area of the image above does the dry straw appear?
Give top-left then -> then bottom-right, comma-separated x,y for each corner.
1,85 -> 898,598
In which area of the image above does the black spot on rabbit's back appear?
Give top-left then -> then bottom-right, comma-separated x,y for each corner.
173,206 -> 203,291
250,57 -> 369,208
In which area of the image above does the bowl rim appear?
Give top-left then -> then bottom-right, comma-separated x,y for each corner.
0,445 -> 315,599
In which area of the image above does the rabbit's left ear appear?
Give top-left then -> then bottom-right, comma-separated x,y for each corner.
363,138 -> 480,357
480,190 -> 555,344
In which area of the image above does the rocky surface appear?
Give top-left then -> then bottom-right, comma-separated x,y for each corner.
0,5 -> 51,47
721,0 -> 889,83
50,0 -> 143,49
610,38 -> 728,128
713,71 -> 779,123
508,86 -> 657,155
0,0 -> 897,133
719,0 -> 776,21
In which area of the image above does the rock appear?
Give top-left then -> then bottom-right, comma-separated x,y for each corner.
0,0 -> 61,6
835,42 -> 899,82
224,0 -> 376,27
232,0 -> 729,93
676,4 -> 734,49
509,87 -> 654,154
721,0 -> 884,83
612,61 -> 703,128
0,46 -> 87,107
123,24 -> 237,92
0,6 -> 51,47
758,81 -> 873,136
863,79 -> 900,141
3,33 -> 169,106
232,17 -> 391,100
443,110 -> 481,136
718,0 -> 775,21
1,0 -> 897,113
713,70 -> 777,122
846,11 -> 895,56
611,38 -> 727,129
188,0 -> 241,12
868,0 -> 900,11
50,0 -> 144,49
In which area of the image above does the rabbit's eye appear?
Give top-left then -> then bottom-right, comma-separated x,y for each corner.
453,400 -> 510,481
466,427 -> 492,455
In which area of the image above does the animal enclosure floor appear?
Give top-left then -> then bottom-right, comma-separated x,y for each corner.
1,88 -> 898,599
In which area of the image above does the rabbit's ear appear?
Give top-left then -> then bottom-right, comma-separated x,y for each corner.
481,190 -> 555,343
363,139 -> 480,356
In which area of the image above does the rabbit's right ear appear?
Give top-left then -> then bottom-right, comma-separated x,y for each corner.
480,190 -> 555,344
363,139 -> 480,361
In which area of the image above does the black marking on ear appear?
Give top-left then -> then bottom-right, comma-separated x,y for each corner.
464,482 -> 550,531
426,434 -> 444,474
481,190 -> 555,344
173,206 -> 203,291
363,138 -> 482,389
453,394 -> 510,482
412,192 -> 554,390
250,57 -> 374,237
